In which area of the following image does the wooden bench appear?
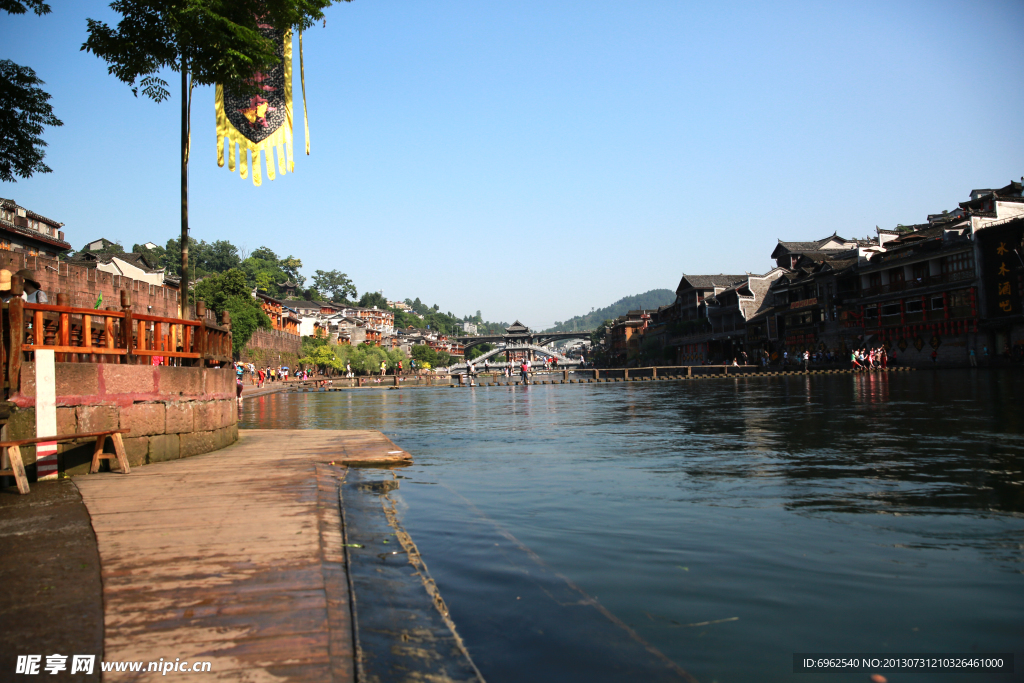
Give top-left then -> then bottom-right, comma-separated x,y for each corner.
0,429 -> 131,495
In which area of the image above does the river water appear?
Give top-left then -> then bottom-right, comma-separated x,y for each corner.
239,370 -> 1023,682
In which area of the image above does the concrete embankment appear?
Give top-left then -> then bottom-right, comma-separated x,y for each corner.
1,430 -> 483,682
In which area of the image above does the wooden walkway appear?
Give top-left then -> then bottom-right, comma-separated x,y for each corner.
75,429 -> 411,682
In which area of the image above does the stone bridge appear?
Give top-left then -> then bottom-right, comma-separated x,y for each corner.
452,344 -> 582,372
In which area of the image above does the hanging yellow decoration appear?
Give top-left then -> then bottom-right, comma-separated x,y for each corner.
215,26 -> 300,186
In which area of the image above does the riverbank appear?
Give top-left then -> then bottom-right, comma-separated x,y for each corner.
0,430 -> 485,681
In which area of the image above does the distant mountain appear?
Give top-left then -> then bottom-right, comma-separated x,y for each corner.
545,289 -> 676,332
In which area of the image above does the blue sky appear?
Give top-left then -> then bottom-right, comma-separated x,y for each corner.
5,0 -> 1023,328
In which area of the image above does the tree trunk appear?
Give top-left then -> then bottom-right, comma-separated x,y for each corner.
180,64 -> 189,318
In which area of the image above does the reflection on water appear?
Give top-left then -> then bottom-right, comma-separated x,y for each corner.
240,371 -> 1024,682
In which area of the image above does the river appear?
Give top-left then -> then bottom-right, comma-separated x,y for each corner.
239,370 -> 1023,682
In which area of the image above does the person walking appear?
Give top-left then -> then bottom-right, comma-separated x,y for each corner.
380,360 -> 387,377
520,360 -> 529,384
969,348 -> 977,367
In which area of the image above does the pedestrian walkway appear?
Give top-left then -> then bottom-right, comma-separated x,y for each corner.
73,430 -> 418,681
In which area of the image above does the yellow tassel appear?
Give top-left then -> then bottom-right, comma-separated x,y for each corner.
285,31 -> 295,172
300,30 -> 309,155
276,143 -> 287,175
240,147 -> 248,180
252,148 -> 263,186
229,139 -> 236,172
265,147 -> 276,182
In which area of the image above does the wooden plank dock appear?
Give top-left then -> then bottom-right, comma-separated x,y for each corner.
74,429 -> 412,682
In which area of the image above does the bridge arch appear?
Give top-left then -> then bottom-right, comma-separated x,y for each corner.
453,344 -> 581,371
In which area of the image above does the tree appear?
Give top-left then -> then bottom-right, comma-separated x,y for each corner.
359,291 -> 388,309
133,241 -> 166,268
204,240 -> 241,273
0,59 -> 63,182
312,269 -> 357,303
1,0 -> 62,183
591,319 -> 614,346
280,256 -> 305,287
83,0 -> 343,313
193,268 -> 270,353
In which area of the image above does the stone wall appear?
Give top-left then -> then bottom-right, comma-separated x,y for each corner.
240,328 -> 302,366
0,251 -> 180,317
8,363 -> 238,475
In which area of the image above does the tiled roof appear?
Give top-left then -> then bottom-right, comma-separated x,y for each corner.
0,218 -> 71,250
69,251 -> 161,272
676,274 -> 747,290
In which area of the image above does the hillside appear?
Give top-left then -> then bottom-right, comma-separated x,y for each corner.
544,289 -> 676,332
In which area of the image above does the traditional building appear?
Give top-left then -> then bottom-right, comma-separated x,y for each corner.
0,198 -> 71,258
963,179 -> 1024,358
68,251 -> 167,286
661,274 -> 746,365
255,292 -> 300,335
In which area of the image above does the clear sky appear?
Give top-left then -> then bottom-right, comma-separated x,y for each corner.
5,0 -> 1023,328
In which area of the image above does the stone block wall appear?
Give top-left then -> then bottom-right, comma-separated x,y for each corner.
240,328 -> 302,366
8,363 -> 238,475
0,251 -> 182,317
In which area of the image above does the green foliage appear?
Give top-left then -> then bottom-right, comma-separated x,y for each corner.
312,269 -> 356,303
298,339 -> 408,376
465,343 -> 492,361
300,334 -> 328,358
1,1 -> 51,15
224,294 -> 270,354
0,59 -> 63,182
193,269 -> 270,353
132,242 -> 166,267
82,0 -> 344,103
591,319 -> 614,346
358,291 -> 388,309
410,344 -> 451,368
242,245 -> 291,297
280,256 -> 305,288
546,289 -> 675,333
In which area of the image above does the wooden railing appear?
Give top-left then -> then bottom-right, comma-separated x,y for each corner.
2,276 -> 232,397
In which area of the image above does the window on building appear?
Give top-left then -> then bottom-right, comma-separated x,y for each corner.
905,300 -> 923,313
912,262 -> 929,281
868,272 -> 882,289
948,290 -> 971,307
942,252 -> 973,274
931,297 -> 944,310
881,303 -> 901,317
0,240 -> 9,251
889,268 -> 905,284
864,306 -> 879,319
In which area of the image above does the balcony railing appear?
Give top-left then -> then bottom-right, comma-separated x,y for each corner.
860,270 -> 973,297
2,279 -> 232,399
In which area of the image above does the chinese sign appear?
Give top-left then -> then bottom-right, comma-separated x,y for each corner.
979,221 -> 1024,318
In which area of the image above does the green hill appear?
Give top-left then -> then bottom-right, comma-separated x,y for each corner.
545,289 -> 676,332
